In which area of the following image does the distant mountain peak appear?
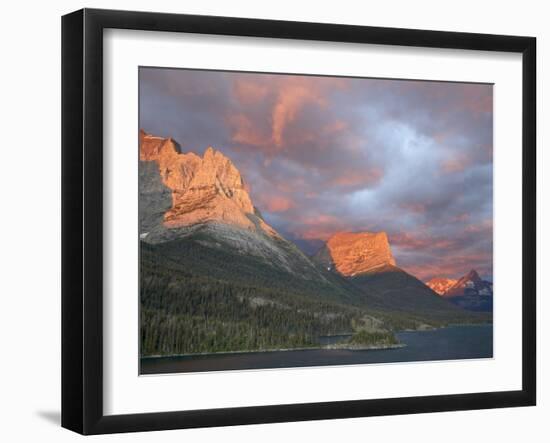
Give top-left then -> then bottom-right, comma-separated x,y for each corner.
465,269 -> 481,281
139,130 -> 274,235
315,231 -> 396,277
453,269 -> 482,288
425,277 -> 458,296
442,269 -> 493,299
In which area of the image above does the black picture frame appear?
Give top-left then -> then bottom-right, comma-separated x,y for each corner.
61,8 -> 536,435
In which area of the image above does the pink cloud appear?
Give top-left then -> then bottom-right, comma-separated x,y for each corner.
330,168 -> 382,188
275,177 -> 307,194
262,195 -> 294,213
271,79 -> 328,147
323,120 -> 348,134
399,202 -> 427,214
450,213 -> 470,222
229,75 -> 349,152
391,232 -> 454,251
441,156 -> 471,174
465,219 -> 493,233
291,214 -> 344,241
233,79 -> 269,105
226,113 -> 269,147
460,86 -> 493,114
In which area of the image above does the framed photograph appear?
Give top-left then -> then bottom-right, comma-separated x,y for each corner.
61,8 -> 536,435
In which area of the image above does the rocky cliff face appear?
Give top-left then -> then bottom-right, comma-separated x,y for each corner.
313,231 -> 472,317
139,130 -> 276,236
425,277 -> 458,296
139,130 -> 329,277
315,231 -> 396,277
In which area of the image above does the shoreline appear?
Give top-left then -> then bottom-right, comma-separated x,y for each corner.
141,343 -> 405,360
398,321 -> 493,333
141,324 -> 492,360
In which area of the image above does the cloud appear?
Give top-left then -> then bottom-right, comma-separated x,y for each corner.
268,77 -> 347,147
293,214 -> 345,241
226,113 -> 269,147
233,79 -> 269,105
441,156 -> 472,174
330,169 -> 383,188
227,75 -> 349,155
140,68 -> 493,281
260,195 -> 295,213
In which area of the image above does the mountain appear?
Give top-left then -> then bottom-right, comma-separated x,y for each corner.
314,232 -> 481,327
445,270 -> 493,297
425,277 -> 458,296
441,270 -> 493,312
315,231 -> 395,276
139,129 -> 275,236
139,131 -> 489,357
140,131 -> 310,277
139,131 -> 393,356
139,131 -> 352,282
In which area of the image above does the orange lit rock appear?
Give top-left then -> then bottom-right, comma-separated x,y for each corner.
322,231 -> 396,276
139,130 -> 268,233
425,277 -> 458,296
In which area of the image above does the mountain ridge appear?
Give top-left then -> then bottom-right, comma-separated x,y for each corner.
314,231 -> 479,322
426,277 -> 459,296
139,130 -> 369,298
139,129 -> 276,236
426,270 -> 493,312
139,131 -> 490,357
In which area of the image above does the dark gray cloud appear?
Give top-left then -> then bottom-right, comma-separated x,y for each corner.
139,67 -> 493,281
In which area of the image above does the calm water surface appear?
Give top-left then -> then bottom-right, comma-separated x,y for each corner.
141,324 -> 493,374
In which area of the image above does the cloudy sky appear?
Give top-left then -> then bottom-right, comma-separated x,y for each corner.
139,67 -> 493,281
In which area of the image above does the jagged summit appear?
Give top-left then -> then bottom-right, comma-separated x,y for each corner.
445,269 -> 492,298
428,269 -> 493,312
425,277 -> 458,295
139,130 -> 350,284
140,129 -> 182,160
464,269 -> 482,282
315,231 -> 396,277
139,130 -> 275,235
426,270 -> 487,297
312,232 -> 469,315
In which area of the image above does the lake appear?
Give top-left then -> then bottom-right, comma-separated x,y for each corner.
140,324 -> 493,375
